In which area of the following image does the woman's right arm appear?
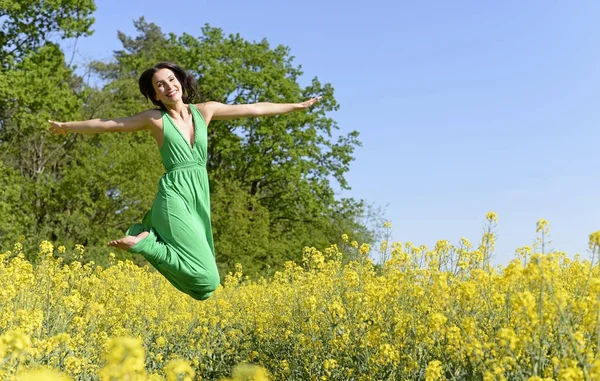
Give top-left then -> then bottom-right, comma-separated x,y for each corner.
49,110 -> 159,135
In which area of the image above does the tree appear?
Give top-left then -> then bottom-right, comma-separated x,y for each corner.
89,19 -> 373,275
0,0 -> 98,256
0,0 -> 96,65
0,17 -> 378,276
0,42 -> 167,264
0,44 -> 83,251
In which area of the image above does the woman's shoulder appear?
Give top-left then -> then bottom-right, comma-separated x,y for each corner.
129,108 -> 164,131
141,108 -> 164,116
191,103 -> 212,124
141,108 -> 164,119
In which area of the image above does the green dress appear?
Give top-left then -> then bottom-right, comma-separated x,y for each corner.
125,104 -> 220,301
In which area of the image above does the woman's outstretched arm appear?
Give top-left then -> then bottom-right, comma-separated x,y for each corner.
197,97 -> 321,122
48,110 -> 159,135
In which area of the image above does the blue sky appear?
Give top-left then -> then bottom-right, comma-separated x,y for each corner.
61,1 -> 600,265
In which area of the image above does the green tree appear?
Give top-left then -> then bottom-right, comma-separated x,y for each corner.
0,42 -> 164,264
0,161 -> 27,245
0,0 -> 97,257
89,19 -> 374,275
0,44 -> 84,252
0,17 -> 379,276
0,0 -> 96,65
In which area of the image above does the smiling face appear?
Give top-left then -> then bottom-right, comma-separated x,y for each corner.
139,62 -> 199,110
152,68 -> 183,106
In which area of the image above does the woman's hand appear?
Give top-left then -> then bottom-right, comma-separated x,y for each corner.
297,96 -> 322,110
48,120 -> 69,136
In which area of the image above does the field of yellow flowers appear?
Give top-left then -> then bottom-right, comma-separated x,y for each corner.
1,213 -> 600,380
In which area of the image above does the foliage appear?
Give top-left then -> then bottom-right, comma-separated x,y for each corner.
0,0 -> 96,65
0,13 -> 377,275
0,44 -> 84,253
87,18 -> 372,274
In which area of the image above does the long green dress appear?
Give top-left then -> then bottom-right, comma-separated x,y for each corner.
125,104 -> 220,301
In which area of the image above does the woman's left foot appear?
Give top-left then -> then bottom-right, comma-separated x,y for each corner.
107,231 -> 150,250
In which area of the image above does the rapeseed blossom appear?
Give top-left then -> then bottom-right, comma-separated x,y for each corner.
0,215 -> 597,380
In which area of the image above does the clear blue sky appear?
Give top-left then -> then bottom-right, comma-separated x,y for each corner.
61,0 -> 600,265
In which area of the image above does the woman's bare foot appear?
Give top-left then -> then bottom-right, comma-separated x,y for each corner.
107,231 -> 150,250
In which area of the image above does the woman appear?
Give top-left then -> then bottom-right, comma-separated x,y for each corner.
49,61 -> 320,300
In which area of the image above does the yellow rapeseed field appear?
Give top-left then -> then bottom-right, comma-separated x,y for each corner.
1,214 -> 600,380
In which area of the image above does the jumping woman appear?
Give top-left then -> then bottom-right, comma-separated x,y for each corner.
49,62 -> 320,300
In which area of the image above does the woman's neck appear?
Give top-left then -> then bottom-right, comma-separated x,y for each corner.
165,101 -> 189,118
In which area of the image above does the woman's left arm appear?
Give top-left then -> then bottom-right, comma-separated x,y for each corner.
197,97 -> 321,122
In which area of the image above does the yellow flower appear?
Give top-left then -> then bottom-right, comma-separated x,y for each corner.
379,240 -> 389,256
222,363 -> 269,381
589,230 -> 600,249
341,233 -> 348,242
590,359 -> 600,379
39,240 -> 54,258
536,219 -> 549,233
0,329 -> 31,358
74,244 -> 85,258
64,356 -> 85,375
558,366 -> 584,380
383,221 -> 392,228
429,313 -> 447,332
16,367 -> 71,381
323,358 -> 338,370
155,336 -> 167,347
359,243 -> 370,255
459,237 -> 472,248
147,374 -> 165,381
5,234 -> 600,380
378,344 -> 400,366
425,360 -> 443,381
164,359 -> 195,381
486,212 -> 498,223
498,328 -> 518,351
99,337 -> 146,380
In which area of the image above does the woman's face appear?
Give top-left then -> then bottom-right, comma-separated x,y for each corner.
152,68 -> 183,105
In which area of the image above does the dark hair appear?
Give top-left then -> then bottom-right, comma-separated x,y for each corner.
138,62 -> 200,110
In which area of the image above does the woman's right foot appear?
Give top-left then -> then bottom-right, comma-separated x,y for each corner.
107,231 -> 149,251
